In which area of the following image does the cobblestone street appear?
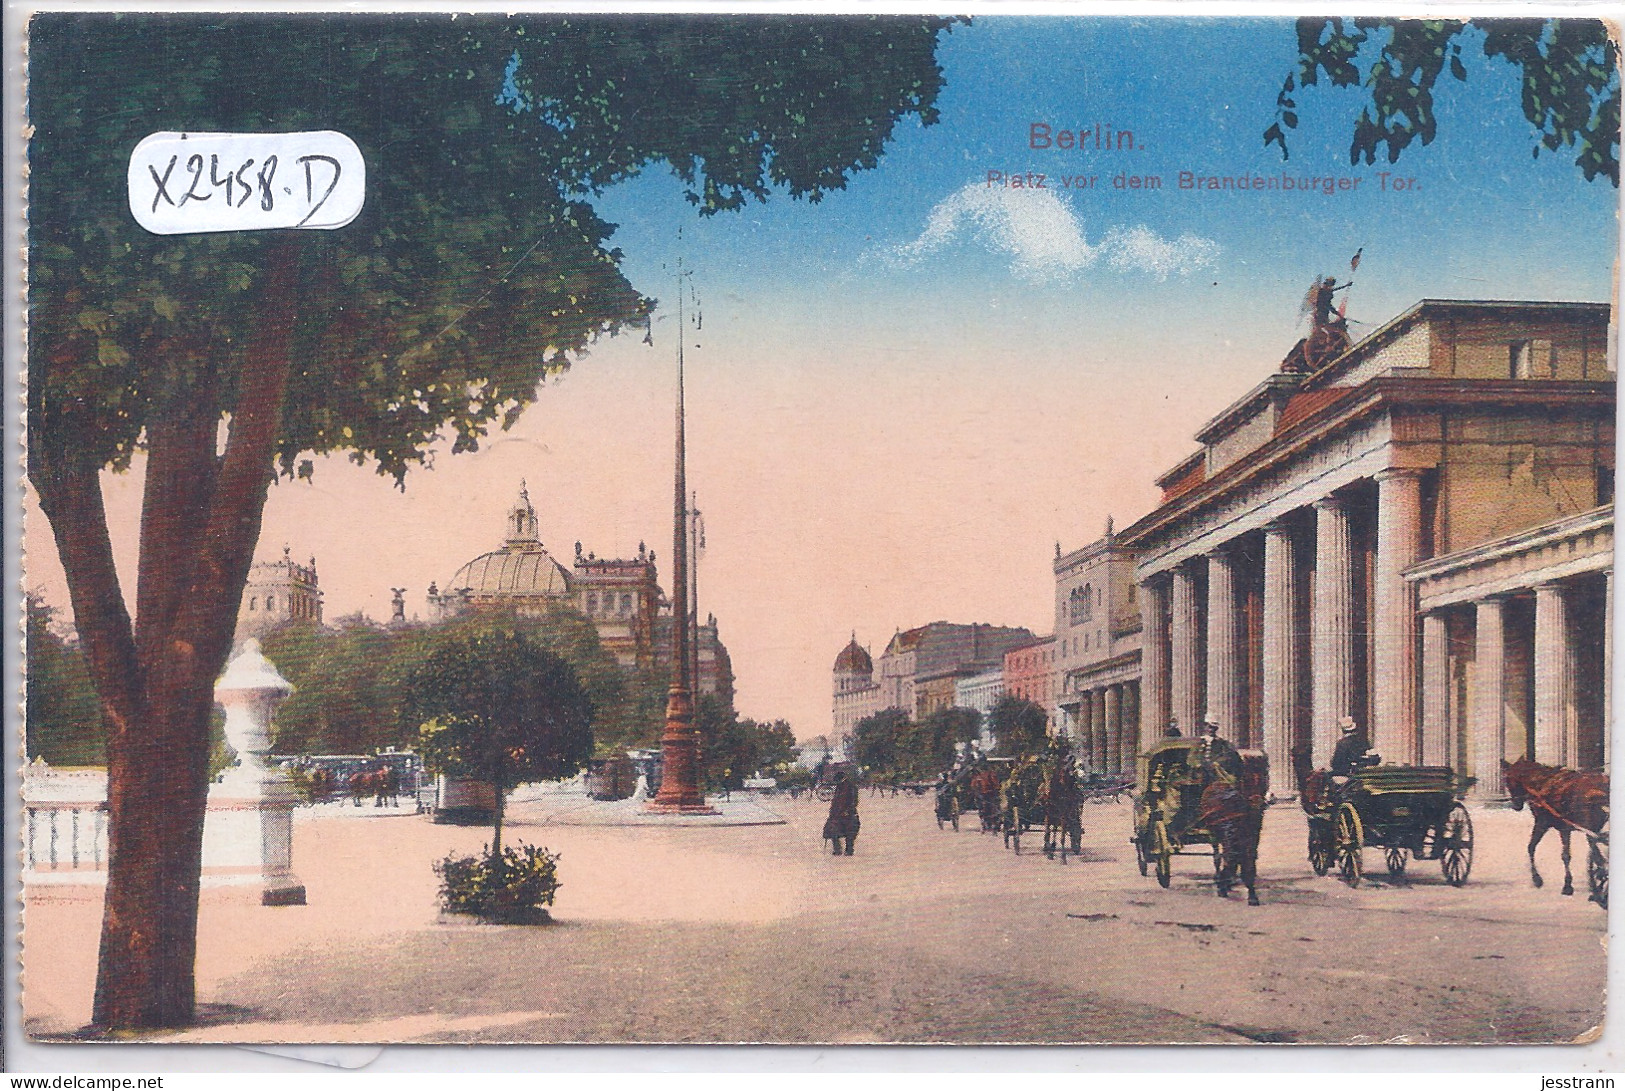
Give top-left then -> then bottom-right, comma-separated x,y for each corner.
23,790 -> 1605,1045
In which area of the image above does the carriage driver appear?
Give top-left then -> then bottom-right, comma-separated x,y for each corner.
1197,715 -> 1244,784
1330,715 -> 1379,781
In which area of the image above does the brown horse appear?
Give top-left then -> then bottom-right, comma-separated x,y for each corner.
969,765 -> 1003,833
1197,752 -> 1270,906
1502,758 -> 1608,903
1039,759 -> 1084,862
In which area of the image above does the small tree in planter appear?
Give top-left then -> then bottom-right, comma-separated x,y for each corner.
409,629 -> 593,922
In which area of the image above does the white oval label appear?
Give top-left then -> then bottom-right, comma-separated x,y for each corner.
127,131 -> 365,235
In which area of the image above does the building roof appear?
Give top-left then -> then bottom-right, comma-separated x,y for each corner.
446,547 -> 572,598
834,637 -> 873,674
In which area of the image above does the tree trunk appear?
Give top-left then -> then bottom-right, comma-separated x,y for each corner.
32,237 -> 304,1031
92,671 -> 215,1027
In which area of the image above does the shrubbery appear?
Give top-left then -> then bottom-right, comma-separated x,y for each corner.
434,843 -> 562,924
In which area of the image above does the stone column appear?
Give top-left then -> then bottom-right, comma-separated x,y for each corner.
1140,578 -> 1170,745
1205,549 -> 1243,740
1312,495 -> 1356,764
1104,685 -> 1123,774
1373,468 -> 1424,764
1092,689 -> 1109,774
1534,582 -> 1575,766
1171,565 -> 1202,735
1261,521 -> 1298,796
1079,692 -> 1092,767
1472,598 -> 1507,797
1421,611 -> 1451,766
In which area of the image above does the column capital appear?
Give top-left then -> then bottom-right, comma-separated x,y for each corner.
1374,465 -> 1427,483
1313,492 -> 1348,513
1264,517 -> 1297,539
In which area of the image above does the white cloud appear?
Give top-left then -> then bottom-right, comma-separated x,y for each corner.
883,182 -> 1219,284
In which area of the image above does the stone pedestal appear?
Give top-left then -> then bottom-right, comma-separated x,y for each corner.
204,640 -> 305,905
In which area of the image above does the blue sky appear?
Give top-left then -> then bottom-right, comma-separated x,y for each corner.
598,17 -> 1617,356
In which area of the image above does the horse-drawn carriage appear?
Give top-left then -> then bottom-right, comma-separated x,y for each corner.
995,750 -> 1085,861
1297,758 -> 1474,886
934,764 -> 980,830
1132,737 -> 1268,904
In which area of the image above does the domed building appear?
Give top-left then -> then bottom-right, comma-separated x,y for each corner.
831,634 -> 880,739
427,483 -> 733,699
428,483 -> 576,616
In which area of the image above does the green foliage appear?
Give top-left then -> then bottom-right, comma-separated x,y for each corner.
260,607 -> 649,757
434,842 -> 561,922
1266,18 -> 1619,184
852,706 -> 978,779
25,595 -> 104,765
696,693 -> 796,789
260,618 -> 415,754
988,695 -> 1049,758
28,14 -> 958,486
407,627 -> 594,788
852,708 -> 909,775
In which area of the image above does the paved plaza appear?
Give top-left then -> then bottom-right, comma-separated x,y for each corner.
22,791 -> 1605,1044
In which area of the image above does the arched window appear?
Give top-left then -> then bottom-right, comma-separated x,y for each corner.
620,593 -> 632,614
1070,585 -> 1093,624
248,597 -> 257,611
586,593 -> 598,615
266,595 -> 275,611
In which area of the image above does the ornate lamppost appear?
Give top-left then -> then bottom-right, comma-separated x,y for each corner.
647,265 -> 716,815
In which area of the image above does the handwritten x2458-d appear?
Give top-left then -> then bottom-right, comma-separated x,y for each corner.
127,131 -> 365,236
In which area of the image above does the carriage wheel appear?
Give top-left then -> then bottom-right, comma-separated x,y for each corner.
1439,803 -> 1473,887
1588,839 -> 1608,908
1385,846 -> 1409,878
1153,819 -> 1173,889
1334,803 -> 1364,887
1308,818 -> 1333,876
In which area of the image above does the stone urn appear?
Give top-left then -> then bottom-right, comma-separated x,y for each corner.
202,639 -> 305,905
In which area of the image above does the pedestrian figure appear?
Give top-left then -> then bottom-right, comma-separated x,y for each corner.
823,767 -> 860,856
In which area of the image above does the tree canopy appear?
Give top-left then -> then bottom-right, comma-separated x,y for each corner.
408,628 -> 593,859
25,12 -> 958,1031
696,694 -> 797,789
1266,18 -> 1620,185
988,695 -> 1049,758
851,706 -> 980,779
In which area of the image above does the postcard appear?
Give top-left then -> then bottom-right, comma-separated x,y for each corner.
14,9 -> 1617,1048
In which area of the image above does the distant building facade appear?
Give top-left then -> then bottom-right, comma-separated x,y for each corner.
235,547 -> 322,643
428,483 -> 734,699
954,665 -> 1004,749
832,622 -> 1033,732
1002,636 -> 1057,723
1054,526 -> 1143,775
